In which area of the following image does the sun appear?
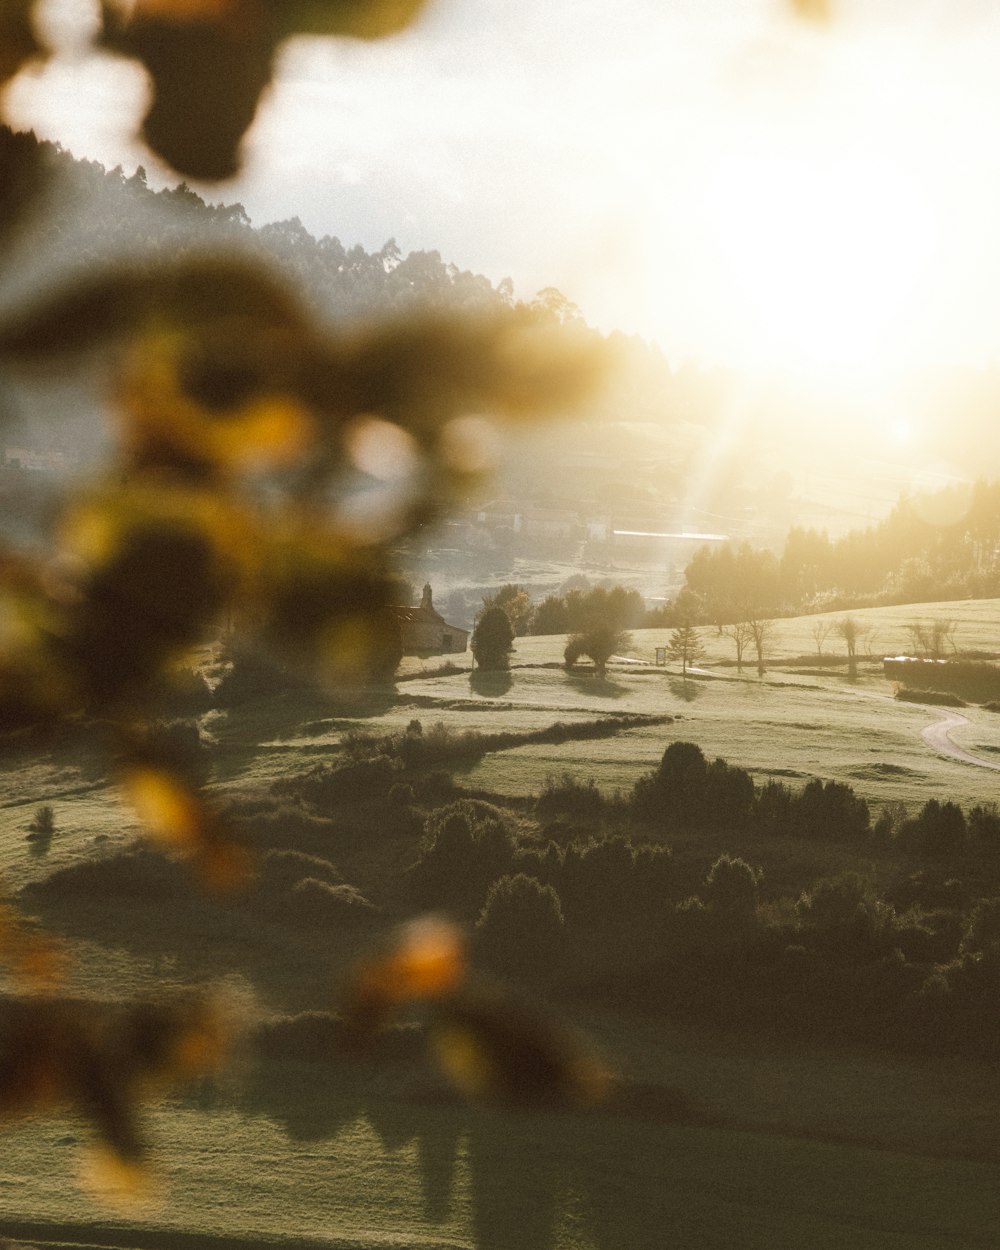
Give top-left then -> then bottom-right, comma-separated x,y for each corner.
702,149 -> 937,376
887,418 -> 916,447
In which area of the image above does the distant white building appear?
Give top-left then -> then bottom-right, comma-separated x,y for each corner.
3,447 -> 77,474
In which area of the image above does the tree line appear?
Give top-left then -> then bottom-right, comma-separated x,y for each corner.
684,477 -> 1000,623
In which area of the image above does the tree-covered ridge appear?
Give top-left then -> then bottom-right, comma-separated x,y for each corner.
684,477 -> 1000,619
0,124 -> 516,325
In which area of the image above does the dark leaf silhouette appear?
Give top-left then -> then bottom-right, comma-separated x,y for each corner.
0,994 -> 233,1198
428,980 -> 612,1109
0,0 -> 41,91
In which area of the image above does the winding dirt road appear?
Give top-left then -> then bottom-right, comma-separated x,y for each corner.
919,707 -> 1000,773
687,662 -> 1000,775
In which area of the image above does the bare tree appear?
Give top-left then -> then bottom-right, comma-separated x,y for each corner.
722,619 -> 753,673
904,620 -> 931,657
903,619 -> 955,659
747,616 -> 775,677
830,612 -> 870,680
810,619 -> 833,657
931,619 -> 958,658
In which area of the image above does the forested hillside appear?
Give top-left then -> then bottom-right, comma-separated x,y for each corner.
684,478 -> 1000,618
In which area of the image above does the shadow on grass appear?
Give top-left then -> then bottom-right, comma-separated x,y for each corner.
207,687 -> 400,783
470,669 -> 514,699
237,1054 -> 698,1250
26,829 -> 53,857
565,675 -> 629,700
669,678 -> 703,703
21,888 -> 378,1016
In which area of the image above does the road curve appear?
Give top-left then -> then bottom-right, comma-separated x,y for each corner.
683,662 -> 1000,775
920,707 -> 1000,772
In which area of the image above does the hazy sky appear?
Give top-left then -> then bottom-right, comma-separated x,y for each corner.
10,0 -> 1000,377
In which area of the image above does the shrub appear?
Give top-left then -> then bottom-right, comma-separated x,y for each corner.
410,799 -> 517,912
536,772 -> 604,820
884,657 -> 1000,702
281,879 -> 376,927
646,740 -> 709,828
475,873 -> 564,983
702,854 -> 762,916
160,664 -> 214,715
796,872 -> 892,960
228,800 -> 337,852
564,626 -> 630,676
387,781 -> 416,808
791,778 -> 870,842
258,849 -> 342,894
273,754 -> 400,810
412,770 -> 456,803
753,779 -> 794,837
704,758 -> 754,830
891,907 -> 962,965
968,803 -> 1000,855
132,718 -> 213,787
894,687 -> 967,708
960,897 -> 1000,962
27,805 -> 55,836
471,606 -> 515,671
514,841 -> 564,892
630,843 -> 675,918
563,635 -> 585,668
897,799 -> 967,859
561,836 -> 637,923
872,800 -> 908,843
885,871 -> 969,912
253,1012 -> 423,1065
214,646 -> 304,707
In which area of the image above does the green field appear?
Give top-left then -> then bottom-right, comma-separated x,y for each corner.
4,600 -> 1000,1249
1,1020 -> 1000,1250
393,613 -> 1000,812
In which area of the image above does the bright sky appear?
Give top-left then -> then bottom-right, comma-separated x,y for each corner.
10,0 -> 1000,382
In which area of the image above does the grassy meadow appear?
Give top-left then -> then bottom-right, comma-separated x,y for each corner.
4,599 -> 1000,1248
1,1023 -> 1000,1250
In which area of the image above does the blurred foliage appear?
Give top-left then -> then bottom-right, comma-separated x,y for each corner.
99,0 -> 431,180
0,0 -> 622,1197
341,916 -> 610,1108
0,0 -> 852,1202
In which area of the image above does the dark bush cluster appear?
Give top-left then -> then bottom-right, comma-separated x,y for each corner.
474,873 -> 565,985
273,754 -> 401,810
885,657 -> 1000,702
408,799 -> 519,915
536,772 -> 607,821
515,836 -> 674,929
633,741 -> 870,843
893,687 -> 967,707
343,715 -> 672,773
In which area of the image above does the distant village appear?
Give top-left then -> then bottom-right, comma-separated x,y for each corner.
1,441 -> 740,659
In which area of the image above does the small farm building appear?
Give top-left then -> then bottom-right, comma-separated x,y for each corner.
396,585 -> 469,656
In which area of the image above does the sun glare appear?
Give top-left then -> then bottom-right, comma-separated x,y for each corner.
888,418 -> 915,447
703,149 -> 936,376
623,20 -> 1000,396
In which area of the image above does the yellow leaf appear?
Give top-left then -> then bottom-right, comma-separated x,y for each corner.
788,0 -> 831,21
121,766 -> 252,890
342,916 -> 467,1041
268,0 -> 429,41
